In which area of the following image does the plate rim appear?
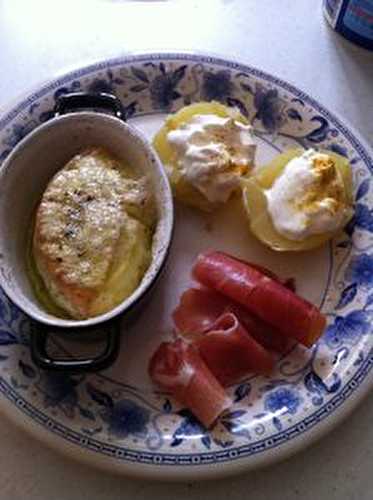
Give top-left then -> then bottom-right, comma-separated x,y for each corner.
0,361 -> 372,481
0,50 -> 372,481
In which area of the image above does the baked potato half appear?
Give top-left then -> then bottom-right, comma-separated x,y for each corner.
153,101 -> 252,212
242,148 -> 354,251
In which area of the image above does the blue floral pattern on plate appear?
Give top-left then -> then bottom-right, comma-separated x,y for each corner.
264,388 -> 302,415
0,53 -> 372,478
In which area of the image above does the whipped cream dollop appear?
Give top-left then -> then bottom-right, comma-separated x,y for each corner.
167,114 -> 256,203
265,149 -> 353,241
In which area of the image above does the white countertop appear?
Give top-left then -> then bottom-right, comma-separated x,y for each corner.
0,1 -> 372,498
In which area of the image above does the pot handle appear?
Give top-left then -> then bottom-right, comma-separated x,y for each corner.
30,321 -> 121,373
54,91 -> 125,121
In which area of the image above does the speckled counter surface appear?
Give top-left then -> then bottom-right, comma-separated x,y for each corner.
0,1 -> 372,498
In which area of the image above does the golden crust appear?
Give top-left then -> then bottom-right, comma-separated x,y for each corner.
33,148 -> 125,318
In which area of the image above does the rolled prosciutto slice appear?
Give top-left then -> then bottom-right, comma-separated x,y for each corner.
192,312 -> 274,385
192,251 -> 326,347
173,287 -> 291,353
235,261 -> 296,292
172,287 -> 229,335
148,338 -> 232,427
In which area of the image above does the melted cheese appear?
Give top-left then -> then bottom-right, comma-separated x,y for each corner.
37,158 -> 126,288
33,148 -> 154,319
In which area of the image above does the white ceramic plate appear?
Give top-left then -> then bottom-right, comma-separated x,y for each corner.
0,53 -> 372,481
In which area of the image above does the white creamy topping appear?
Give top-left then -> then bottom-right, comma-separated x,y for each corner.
265,149 -> 352,241
167,114 -> 256,203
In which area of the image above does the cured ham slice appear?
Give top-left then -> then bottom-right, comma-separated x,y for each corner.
192,312 -> 274,385
227,303 -> 293,354
173,287 -> 291,353
192,251 -> 326,347
172,287 -> 228,335
235,260 -> 295,292
148,338 -> 232,427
